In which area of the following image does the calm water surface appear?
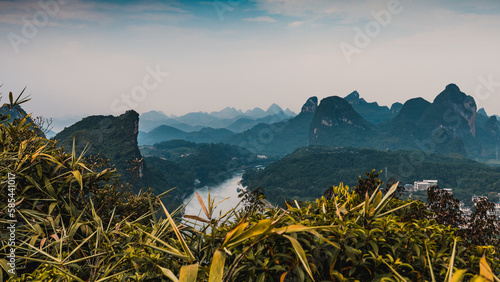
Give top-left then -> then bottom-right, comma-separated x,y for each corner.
183,172 -> 245,222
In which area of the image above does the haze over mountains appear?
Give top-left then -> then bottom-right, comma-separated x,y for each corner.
137,104 -> 296,146
139,104 -> 295,133
39,82 -> 500,207
52,83 -> 500,163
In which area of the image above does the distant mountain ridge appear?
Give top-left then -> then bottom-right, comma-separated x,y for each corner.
344,91 -> 401,124
307,83 -> 499,159
222,97 -> 318,156
222,83 -> 499,160
139,103 -> 296,133
56,83 -> 500,162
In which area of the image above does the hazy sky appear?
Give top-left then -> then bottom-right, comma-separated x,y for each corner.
1,0 -> 500,119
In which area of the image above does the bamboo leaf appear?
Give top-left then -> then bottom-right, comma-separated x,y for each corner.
179,263 -> 199,282
224,219 -> 273,249
158,266 -> 179,282
480,253 -> 495,282
159,200 -> 195,263
72,170 -> 83,190
61,230 -> 98,263
196,191 -> 210,219
283,234 -> 314,281
380,256 -> 407,282
450,269 -> 467,282
209,249 -> 226,282
184,214 -> 211,224
425,240 -> 436,282
221,221 -> 249,246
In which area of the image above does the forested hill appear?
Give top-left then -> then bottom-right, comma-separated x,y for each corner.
242,146 -> 500,205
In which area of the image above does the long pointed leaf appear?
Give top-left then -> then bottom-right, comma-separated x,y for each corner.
159,200 -> 195,263
283,234 -> 314,281
209,249 -> 226,282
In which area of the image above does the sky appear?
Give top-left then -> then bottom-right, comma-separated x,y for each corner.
0,0 -> 500,120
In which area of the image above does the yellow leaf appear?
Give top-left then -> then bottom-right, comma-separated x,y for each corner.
222,221 -> 249,246
480,254 -> 494,282
450,269 -> 467,282
72,170 -> 83,189
224,219 -> 273,249
158,266 -> 179,282
209,249 -> 226,282
159,201 -> 195,263
280,272 -> 288,282
179,263 -> 198,282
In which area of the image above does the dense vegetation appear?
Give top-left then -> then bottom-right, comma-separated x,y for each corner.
242,146 -> 500,206
1,92 -> 499,281
138,126 -> 235,146
141,140 -> 273,187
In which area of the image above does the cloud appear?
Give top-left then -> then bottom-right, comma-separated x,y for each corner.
0,0 -> 194,28
243,16 -> 277,22
252,0 -> 500,26
288,21 -> 305,28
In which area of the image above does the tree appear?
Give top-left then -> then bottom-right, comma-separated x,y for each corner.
426,186 -> 465,229
465,197 -> 500,247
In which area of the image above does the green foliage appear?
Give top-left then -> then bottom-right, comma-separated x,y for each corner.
242,146 -> 500,206
426,186 -> 500,249
1,91 -> 499,281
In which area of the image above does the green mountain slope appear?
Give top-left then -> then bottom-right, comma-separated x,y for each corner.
242,146 -> 500,205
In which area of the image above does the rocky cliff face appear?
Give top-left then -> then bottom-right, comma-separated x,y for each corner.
54,110 -> 143,179
309,96 -> 374,147
301,97 -> 318,113
483,116 -> 499,138
419,84 -> 477,137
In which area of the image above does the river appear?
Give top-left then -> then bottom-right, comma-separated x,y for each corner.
183,172 -> 245,222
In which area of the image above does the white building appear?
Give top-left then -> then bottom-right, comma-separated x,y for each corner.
414,180 -> 438,191
494,203 -> 500,218
442,188 -> 453,195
